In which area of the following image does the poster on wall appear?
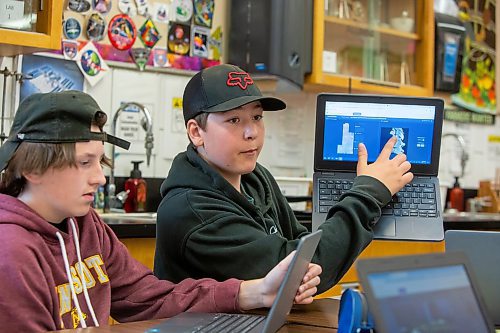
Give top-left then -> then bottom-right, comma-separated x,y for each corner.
191,26 -> 209,58
76,42 -> 109,86
193,0 -> 214,28
451,1 -> 496,114
20,55 -> 84,103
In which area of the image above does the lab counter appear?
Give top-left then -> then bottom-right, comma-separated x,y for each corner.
102,212 -> 500,239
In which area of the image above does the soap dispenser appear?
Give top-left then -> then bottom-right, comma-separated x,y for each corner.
448,176 -> 464,212
124,161 -> 147,213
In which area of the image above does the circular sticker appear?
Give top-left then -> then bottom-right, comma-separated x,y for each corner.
171,0 -> 193,23
86,13 -> 106,41
108,14 -> 136,50
80,49 -> 103,76
63,18 -> 82,40
68,0 -> 91,13
93,0 -> 112,14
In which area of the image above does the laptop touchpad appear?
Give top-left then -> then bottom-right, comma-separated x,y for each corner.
373,217 -> 396,237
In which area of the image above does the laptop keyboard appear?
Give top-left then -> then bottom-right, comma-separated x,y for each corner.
193,314 -> 265,333
318,179 -> 439,218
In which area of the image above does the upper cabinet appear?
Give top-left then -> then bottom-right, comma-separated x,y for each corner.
0,0 -> 63,57
306,0 -> 434,96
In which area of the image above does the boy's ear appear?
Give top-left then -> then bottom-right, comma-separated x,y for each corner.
22,171 -> 43,184
186,119 -> 204,147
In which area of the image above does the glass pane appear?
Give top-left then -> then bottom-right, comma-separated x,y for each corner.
0,0 -> 38,32
323,0 -> 417,85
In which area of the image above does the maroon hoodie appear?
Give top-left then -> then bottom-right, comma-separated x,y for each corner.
0,194 -> 242,331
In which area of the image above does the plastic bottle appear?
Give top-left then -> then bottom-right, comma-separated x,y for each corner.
124,161 -> 147,213
448,176 -> 464,212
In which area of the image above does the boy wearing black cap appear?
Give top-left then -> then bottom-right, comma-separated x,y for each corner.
155,64 -> 413,293
0,90 -> 321,331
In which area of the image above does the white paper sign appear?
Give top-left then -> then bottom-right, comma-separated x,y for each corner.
0,0 -> 24,26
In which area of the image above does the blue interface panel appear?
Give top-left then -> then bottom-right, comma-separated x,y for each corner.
322,101 -> 436,165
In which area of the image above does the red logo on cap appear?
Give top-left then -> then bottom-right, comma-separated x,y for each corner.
227,71 -> 254,90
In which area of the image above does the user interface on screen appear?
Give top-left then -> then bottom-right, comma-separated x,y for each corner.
322,101 -> 436,165
367,264 -> 490,333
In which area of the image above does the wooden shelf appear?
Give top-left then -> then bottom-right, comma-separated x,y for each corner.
325,16 -> 420,40
308,0 -> 435,97
305,72 -> 431,96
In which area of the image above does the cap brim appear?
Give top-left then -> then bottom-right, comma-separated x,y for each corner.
0,140 -> 20,172
205,96 -> 286,113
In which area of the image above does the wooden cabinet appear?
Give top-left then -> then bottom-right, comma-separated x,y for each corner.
317,240 -> 445,298
0,0 -> 63,57
306,0 -> 435,96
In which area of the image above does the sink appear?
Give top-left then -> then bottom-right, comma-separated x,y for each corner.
99,212 -> 157,221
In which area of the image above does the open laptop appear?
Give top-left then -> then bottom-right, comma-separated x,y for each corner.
146,230 -> 322,333
312,93 -> 444,241
445,230 -> 500,327
357,252 -> 495,333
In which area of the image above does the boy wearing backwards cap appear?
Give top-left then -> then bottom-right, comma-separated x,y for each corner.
0,90 -> 321,331
154,64 -> 413,293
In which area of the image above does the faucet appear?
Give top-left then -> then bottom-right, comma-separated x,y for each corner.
107,102 -> 154,210
442,133 -> 468,178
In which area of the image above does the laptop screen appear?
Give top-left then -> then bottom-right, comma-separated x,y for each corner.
314,94 -> 444,175
366,264 -> 491,333
323,101 -> 435,164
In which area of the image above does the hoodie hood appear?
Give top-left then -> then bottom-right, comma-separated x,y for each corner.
161,144 -> 274,213
0,193 -> 67,238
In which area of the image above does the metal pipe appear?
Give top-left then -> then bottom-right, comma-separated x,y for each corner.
442,133 -> 469,178
108,102 -> 154,202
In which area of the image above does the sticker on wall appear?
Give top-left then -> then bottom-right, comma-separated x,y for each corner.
118,0 -> 137,17
153,2 -> 169,23
138,18 -> 161,48
171,0 -> 193,23
193,0 -> 214,28
63,18 -> 82,40
68,0 -> 91,14
135,0 -> 150,16
93,0 -> 112,15
171,97 -> 184,133
86,13 -> 106,42
76,42 -> 109,86
153,47 -> 168,67
167,23 -> 190,55
108,14 -> 137,50
130,47 -> 151,71
191,26 -> 209,58
208,25 -> 222,61
62,40 -> 79,60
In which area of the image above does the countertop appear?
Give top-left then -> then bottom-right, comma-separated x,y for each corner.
101,212 -> 500,238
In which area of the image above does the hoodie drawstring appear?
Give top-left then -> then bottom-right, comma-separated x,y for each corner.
55,218 -> 99,328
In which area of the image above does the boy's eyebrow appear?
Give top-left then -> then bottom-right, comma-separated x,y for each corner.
77,152 -> 104,159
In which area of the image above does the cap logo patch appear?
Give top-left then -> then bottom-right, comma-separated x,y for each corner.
227,71 -> 254,90
17,133 -> 25,140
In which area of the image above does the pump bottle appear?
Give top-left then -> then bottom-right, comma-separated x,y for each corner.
448,176 -> 464,212
124,161 -> 147,213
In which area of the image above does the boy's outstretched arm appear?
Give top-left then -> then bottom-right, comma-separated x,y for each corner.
356,136 -> 414,195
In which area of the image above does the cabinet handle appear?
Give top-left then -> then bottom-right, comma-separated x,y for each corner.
360,79 -> 400,88
39,0 -> 44,11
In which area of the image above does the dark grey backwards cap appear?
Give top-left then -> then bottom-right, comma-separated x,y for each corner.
0,90 -> 130,171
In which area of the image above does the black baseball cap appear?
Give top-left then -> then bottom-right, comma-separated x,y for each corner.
183,64 -> 286,123
0,90 -> 130,171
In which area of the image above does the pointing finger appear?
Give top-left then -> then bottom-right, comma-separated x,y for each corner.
377,136 -> 397,160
